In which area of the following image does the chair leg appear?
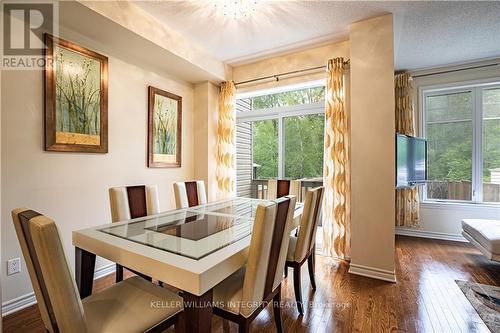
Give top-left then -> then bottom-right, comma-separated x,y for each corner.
284,264 -> 288,278
115,264 -> 123,283
174,312 -> 185,333
238,321 -> 249,333
307,253 -> 316,290
293,266 -> 304,315
273,288 -> 283,333
222,319 -> 231,333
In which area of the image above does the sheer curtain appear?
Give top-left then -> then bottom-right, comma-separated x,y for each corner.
216,81 -> 237,199
395,73 -> 419,227
322,58 -> 351,260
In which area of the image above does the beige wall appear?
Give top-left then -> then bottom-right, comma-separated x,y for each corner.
1,33 -> 195,305
232,40 -> 350,92
348,14 -> 396,281
193,82 -> 219,201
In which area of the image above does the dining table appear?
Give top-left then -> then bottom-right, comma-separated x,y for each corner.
72,197 -> 304,333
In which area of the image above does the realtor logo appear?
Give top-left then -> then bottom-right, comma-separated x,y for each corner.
2,1 -> 58,69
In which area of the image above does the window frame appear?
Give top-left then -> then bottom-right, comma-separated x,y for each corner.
236,99 -> 325,179
419,78 -> 500,205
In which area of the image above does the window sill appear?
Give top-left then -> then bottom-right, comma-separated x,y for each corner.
420,200 -> 500,211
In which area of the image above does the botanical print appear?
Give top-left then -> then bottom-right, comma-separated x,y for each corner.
152,94 -> 178,163
45,34 -> 107,153
148,86 -> 181,167
54,45 -> 101,145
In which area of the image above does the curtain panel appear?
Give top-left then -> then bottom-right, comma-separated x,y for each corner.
216,81 -> 237,199
395,73 -> 420,227
322,58 -> 351,260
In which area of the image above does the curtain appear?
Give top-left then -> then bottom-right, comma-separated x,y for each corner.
395,73 -> 420,227
322,58 -> 351,260
216,81 -> 237,199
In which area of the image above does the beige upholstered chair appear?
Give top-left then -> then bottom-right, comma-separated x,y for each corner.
213,195 -> 297,333
173,180 -> 207,209
12,208 -> 183,333
109,185 -> 160,282
268,179 -> 302,201
285,186 -> 324,315
109,185 -> 160,222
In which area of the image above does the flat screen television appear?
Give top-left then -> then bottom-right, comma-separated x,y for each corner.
396,134 -> 427,188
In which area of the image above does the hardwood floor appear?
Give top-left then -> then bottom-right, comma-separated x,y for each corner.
3,236 -> 499,332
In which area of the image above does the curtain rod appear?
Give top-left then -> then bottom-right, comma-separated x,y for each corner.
412,62 -> 499,78
234,59 -> 350,86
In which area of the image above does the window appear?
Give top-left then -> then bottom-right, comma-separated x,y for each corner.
422,81 -> 500,204
235,85 -> 325,197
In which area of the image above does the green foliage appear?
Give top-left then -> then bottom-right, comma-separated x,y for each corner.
483,119 -> 500,182
284,114 -> 324,178
252,120 -> 278,179
252,87 -> 325,110
426,122 -> 472,182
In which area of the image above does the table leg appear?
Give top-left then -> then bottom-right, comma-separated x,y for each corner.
183,289 -> 213,333
75,247 -> 96,299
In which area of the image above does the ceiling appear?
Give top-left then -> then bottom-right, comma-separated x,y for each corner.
134,1 -> 500,70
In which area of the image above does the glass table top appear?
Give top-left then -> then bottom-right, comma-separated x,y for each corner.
99,198 -> 303,260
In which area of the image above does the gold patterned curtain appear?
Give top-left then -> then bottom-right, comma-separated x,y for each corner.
216,81 -> 236,199
323,58 -> 351,260
395,73 -> 419,227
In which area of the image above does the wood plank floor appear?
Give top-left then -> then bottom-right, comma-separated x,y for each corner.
3,236 -> 499,332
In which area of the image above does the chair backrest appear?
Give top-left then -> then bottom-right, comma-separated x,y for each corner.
109,185 -> 160,222
240,195 -> 296,318
267,179 -> 301,201
11,209 -> 87,333
173,180 -> 207,209
293,187 -> 324,262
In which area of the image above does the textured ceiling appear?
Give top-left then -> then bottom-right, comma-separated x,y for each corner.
134,1 -> 500,70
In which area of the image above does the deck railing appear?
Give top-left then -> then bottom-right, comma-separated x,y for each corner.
426,180 -> 500,202
250,178 -> 323,201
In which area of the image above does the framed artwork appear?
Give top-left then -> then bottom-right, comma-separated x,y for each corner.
44,34 -> 108,153
148,86 -> 182,168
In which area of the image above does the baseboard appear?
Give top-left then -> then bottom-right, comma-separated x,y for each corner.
93,262 -> 116,280
2,263 -> 115,317
348,263 -> 397,283
1,292 -> 37,317
396,228 -> 467,242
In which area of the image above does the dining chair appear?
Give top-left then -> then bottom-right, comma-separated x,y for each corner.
173,180 -> 207,209
11,208 -> 183,333
268,179 -> 302,201
285,186 -> 324,315
109,185 -> 160,282
212,195 -> 297,333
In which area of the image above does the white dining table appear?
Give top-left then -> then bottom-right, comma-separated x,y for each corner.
72,197 -> 303,333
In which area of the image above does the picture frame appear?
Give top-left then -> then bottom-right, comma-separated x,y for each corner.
44,33 -> 108,153
148,86 -> 182,168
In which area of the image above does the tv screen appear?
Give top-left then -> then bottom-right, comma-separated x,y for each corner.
396,134 -> 427,188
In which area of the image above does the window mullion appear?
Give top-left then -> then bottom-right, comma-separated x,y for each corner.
278,114 -> 284,179
474,88 -> 484,203
421,90 -> 429,202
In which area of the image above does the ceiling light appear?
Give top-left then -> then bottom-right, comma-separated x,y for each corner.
214,0 -> 257,19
